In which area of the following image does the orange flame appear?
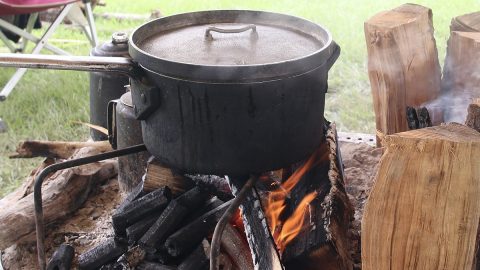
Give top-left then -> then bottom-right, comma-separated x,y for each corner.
265,149 -> 322,253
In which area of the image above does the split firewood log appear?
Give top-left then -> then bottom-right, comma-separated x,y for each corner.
0,144 -> 118,250
362,123 -> 480,270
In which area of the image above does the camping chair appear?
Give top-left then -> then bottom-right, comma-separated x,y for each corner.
0,0 -> 98,100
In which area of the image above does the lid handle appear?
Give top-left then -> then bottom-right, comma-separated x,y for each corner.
205,24 -> 258,41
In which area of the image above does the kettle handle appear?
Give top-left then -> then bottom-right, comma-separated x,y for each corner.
107,99 -> 119,149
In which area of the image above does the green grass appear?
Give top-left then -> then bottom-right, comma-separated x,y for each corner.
0,0 -> 479,196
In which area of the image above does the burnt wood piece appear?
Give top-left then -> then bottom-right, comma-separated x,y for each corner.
137,261 -> 177,270
284,124 -> 353,270
78,238 -> 128,270
466,100 -> 480,132
416,107 -> 432,128
116,245 -> 146,269
218,253 -> 233,270
115,181 -> 147,214
221,224 -> 254,270
180,197 -> 224,226
126,213 -> 161,246
406,106 -> 419,129
139,186 -> 210,252
46,244 -> 74,270
178,240 -> 210,270
165,201 -> 231,257
139,200 -> 188,252
112,186 -> 171,237
229,177 -> 284,270
144,250 -> 174,265
185,174 -> 234,201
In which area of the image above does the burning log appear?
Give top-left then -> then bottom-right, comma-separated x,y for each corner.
185,174 -> 234,201
144,157 -> 194,195
362,123 -> 480,270
0,146 -> 117,250
221,224 -> 254,270
365,3 -> 442,142
112,186 -> 171,237
229,177 -> 284,270
9,140 -> 112,159
46,244 -> 74,270
466,99 -> 480,132
178,240 -> 210,270
139,186 -> 210,252
78,238 -> 128,270
165,201 -> 231,257
266,123 -> 353,270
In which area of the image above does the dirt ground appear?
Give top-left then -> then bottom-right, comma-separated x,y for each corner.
1,141 -> 382,270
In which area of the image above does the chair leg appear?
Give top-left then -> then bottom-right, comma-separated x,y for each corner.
19,13 -> 39,52
0,30 -> 17,52
84,1 -> 98,47
0,4 -> 74,100
0,19 -> 69,56
0,118 -> 7,133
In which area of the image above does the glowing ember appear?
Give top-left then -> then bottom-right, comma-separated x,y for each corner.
265,149 -> 322,253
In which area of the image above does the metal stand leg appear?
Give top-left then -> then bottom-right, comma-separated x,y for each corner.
19,13 -> 39,52
0,4 -> 74,100
34,144 -> 147,270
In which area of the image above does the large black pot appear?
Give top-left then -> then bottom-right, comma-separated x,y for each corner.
0,10 -> 340,175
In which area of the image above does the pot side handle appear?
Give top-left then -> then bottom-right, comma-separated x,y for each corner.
107,99 -> 119,149
325,40 -> 340,72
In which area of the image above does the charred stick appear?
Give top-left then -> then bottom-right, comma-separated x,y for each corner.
46,244 -> 74,270
116,181 -> 147,214
178,240 -> 210,270
137,261 -> 177,270
181,197 -> 224,226
406,106 -> 419,130
221,224 -> 254,270
126,213 -> 161,246
116,245 -> 146,269
139,186 -> 210,252
417,107 -> 432,128
112,186 -> 171,237
185,174 -> 233,201
210,175 -> 258,270
144,251 -> 174,265
78,238 -> 128,270
165,200 -> 232,257
139,200 -> 189,252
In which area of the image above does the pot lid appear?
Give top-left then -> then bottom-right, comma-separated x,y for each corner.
138,23 -> 322,66
129,10 -> 338,82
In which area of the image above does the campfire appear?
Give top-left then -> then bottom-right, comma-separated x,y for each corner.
0,3 -> 480,270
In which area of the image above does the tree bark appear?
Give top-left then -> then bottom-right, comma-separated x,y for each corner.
466,99 -> 480,132
365,3 -> 442,142
362,123 -> 480,270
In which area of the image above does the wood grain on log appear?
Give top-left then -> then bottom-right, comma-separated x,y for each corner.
0,146 -> 118,250
450,12 -> 480,32
365,3 -> 442,141
362,123 -> 480,270
144,157 -> 193,195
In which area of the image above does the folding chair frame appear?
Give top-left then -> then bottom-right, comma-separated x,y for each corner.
0,0 -> 98,100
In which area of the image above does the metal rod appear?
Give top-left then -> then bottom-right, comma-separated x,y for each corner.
34,144 -> 147,270
0,53 -> 136,77
210,175 -> 258,270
